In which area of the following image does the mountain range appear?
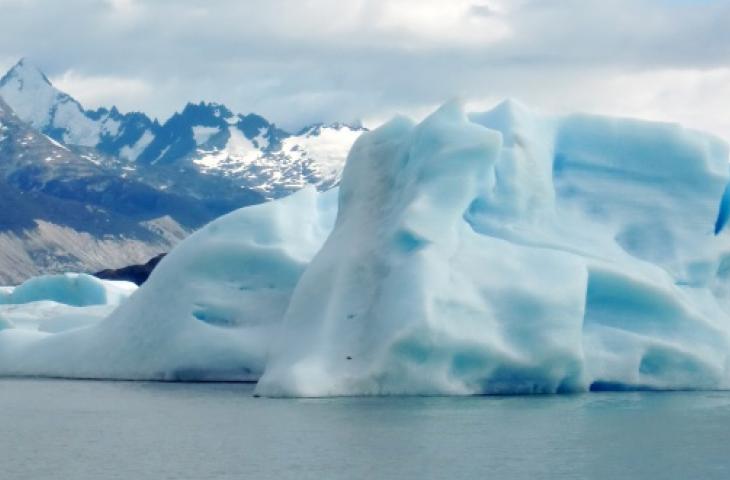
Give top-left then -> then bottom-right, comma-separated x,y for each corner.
0,59 -> 364,284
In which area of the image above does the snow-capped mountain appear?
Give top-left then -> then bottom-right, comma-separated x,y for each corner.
0,94 -> 260,226
191,118 -> 364,196
0,58 -> 365,282
0,96 -> 267,284
0,59 -> 156,150
0,59 -> 365,199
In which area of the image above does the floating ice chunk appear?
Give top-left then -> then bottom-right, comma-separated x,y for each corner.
0,274 -> 136,307
256,100 -> 730,396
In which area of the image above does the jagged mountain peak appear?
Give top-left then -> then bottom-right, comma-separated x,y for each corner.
0,58 -> 53,89
0,58 -> 106,147
1,59 -> 366,199
0,59 -> 162,156
180,101 -> 234,120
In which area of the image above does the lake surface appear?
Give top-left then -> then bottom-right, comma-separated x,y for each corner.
1,380 -> 729,480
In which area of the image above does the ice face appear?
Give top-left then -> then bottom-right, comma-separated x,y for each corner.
256,100 -> 730,396
1,99 -> 729,395
255,101 -> 586,396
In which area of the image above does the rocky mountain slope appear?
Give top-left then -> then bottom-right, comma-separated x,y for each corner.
0,97 -> 188,283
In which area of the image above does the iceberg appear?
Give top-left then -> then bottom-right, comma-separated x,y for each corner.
0,275 -> 137,348
257,100 -> 730,395
1,99 -> 729,396
0,273 -> 137,307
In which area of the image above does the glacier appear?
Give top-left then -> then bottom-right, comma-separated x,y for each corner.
1,99 -> 729,396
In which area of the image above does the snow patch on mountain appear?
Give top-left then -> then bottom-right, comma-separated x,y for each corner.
119,129 -> 153,162
279,124 -> 365,186
194,126 -> 259,170
192,125 -> 220,146
192,122 -> 365,197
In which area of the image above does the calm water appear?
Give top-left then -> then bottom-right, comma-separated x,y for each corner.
2,380 -> 730,479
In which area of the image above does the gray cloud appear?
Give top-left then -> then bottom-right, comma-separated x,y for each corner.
0,0 -> 729,136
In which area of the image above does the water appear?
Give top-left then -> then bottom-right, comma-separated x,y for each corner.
2,380 -> 730,479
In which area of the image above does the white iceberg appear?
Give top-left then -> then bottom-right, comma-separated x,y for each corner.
0,274 -> 137,335
1,99 -> 729,396
258,100 -> 730,396
0,273 -> 137,307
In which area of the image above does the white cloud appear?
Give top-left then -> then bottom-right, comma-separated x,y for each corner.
490,67 -> 730,142
0,56 -> 18,78
105,0 -> 144,15
580,68 -> 730,141
373,0 -> 512,46
51,70 -> 153,113
0,0 -> 728,136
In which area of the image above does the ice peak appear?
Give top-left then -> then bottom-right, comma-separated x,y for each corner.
433,97 -> 466,118
468,98 -> 533,147
482,98 -> 531,124
0,58 -> 53,89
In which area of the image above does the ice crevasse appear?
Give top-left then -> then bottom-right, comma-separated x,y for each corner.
2,99 -> 730,396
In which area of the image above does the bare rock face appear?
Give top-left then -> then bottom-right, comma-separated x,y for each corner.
94,253 -> 167,286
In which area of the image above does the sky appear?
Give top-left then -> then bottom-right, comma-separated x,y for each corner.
0,0 -> 728,137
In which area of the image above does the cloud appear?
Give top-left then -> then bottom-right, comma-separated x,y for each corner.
371,0 -> 512,46
0,0 -> 728,137
51,70 -> 154,115
0,56 -> 19,78
586,67 -> 730,141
